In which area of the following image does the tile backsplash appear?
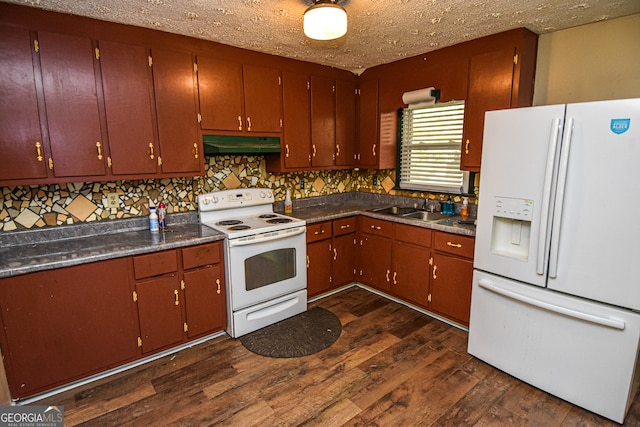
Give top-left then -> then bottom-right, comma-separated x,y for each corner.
0,156 -> 471,232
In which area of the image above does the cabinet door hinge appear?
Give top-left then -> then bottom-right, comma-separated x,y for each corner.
184,322 -> 188,333
514,53 -> 518,65
181,279 -> 185,290
148,55 -> 153,67
132,290 -> 138,302
197,113 -> 202,123
429,256 -> 433,266
278,76 -> 281,86
48,157 -> 54,170
33,39 -> 39,52
280,118 -> 283,128
95,48 -> 100,60
330,276 -> 333,283
157,156 -> 163,166
137,337 -> 143,347
307,81 -> 310,90
428,293 -> 432,303
107,157 -> 112,168
194,62 -> 198,73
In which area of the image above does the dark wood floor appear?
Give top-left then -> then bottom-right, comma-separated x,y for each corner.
36,287 -> 639,426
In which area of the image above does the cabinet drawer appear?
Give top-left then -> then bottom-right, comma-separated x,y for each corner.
182,242 -> 221,270
394,223 -> 432,247
333,217 -> 356,236
307,221 -> 332,243
361,217 -> 393,238
133,250 -> 178,279
433,232 -> 475,259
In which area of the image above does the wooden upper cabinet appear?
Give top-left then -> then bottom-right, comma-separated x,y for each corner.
99,40 -> 157,176
357,77 -> 379,167
38,31 -> 106,178
243,64 -> 282,133
335,78 -> 357,167
0,25 -> 47,182
269,70 -> 311,171
197,56 -> 244,132
151,48 -> 202,175
197,57 -> 281,134
311,75 -> 336,168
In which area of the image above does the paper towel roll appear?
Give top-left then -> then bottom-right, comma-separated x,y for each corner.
402,87 -> 436,106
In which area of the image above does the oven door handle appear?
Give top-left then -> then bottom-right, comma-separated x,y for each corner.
228,226 -> 306,247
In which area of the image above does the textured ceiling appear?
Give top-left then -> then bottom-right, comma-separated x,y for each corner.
4,0 -> 640,74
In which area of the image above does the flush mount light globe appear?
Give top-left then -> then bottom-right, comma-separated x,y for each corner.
303,0 -> 347,41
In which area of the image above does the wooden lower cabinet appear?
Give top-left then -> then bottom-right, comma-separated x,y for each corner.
306,217 -> 356,297
0,258 -> 139,399
0,241 -> 225,400
357,217 -> 475,326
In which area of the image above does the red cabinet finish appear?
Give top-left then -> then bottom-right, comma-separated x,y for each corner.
99,40 -> 157,175
335,78 -> 357,167
0,258 -> 138,398
38,31 -> 106,178
281,71 -> 311,169
0,25 -> 47,181
151,48 -> 202,175
311,75 -> 336,168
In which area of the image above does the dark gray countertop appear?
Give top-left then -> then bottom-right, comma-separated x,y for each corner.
0,193 -> 475,279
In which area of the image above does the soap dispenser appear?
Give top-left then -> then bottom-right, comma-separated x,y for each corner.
461,197 -> 469,219
284,188 -> 293,214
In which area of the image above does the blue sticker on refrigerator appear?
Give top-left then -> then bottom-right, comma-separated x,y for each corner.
610,118 -> 630,134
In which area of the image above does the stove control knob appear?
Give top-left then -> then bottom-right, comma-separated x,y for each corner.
266,191 -> 273,199
211,196 -> 219,204
259,191 -> 266,199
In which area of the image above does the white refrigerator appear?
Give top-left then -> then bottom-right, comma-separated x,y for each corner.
468,98 -> 640,423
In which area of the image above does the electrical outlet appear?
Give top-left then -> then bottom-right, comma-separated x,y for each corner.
373,176 -> 379,186
299,179 -> 305,189
106,192 -> 119,208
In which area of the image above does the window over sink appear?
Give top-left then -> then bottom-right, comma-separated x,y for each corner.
398,101 -> 467,193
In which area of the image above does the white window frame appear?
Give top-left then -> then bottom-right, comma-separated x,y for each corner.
398,100 -> 467,194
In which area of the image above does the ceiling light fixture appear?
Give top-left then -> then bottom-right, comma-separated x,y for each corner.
303,0 -> 347,41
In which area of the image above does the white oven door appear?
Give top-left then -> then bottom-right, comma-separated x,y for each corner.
227,226 -> 307,310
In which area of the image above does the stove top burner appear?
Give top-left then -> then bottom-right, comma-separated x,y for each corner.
217,220 -> 243,226
266,218 -> 293,224
259,214 -> 277,219
228,225 -> 251,231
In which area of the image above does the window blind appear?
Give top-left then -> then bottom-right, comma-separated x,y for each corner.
399,101 -> 465,193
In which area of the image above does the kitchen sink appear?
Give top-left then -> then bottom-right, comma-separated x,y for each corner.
402,211 -> 449,221
370,206 -> 417,216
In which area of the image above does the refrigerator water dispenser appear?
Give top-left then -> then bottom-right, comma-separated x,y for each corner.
490,197 -> 533,261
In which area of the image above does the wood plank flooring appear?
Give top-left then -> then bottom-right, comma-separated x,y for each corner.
35,287 -> 640,426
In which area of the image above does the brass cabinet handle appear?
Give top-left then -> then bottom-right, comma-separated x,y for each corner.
336,143 -> 340,157
216,278 -> 221,295
96,141 -> 103,160
192,143 -> 199,159
447,242 -> 462,248
174,289 -> 179,306
393,271 -> 397,285
306,255 -> 310,269
465,139 -> 470,155
432,264 -> 437,280
370,225 -> 381,230
312,144 -> 317,157
372,143 -> 376,157
35,142 -> 43,161
314,229 -> 325,235
386,269 -> 390,282
247,116 -> 252,132
237,115 -> 243,131
147,142 -> 155,159
340,224 -> 350,229
285,144 -> 290,158
333,248 -> 337,261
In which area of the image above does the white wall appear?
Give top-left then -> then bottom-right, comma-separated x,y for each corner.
533,13 -> 640,105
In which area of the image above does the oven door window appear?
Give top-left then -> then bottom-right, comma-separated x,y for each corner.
244,248 -> 297,291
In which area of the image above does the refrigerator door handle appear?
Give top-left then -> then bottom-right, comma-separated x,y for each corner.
536,118 -> 563,275
478,279 -> 626,330
548,118 -> 575,278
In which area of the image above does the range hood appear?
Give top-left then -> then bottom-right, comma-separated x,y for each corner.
202,135 -> 281,155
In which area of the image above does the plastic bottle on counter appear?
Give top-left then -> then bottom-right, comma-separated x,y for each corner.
158,200 -> 167,230
284,188 -> 293,214
149,206 -> 159,232
461,197 -> 469,219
